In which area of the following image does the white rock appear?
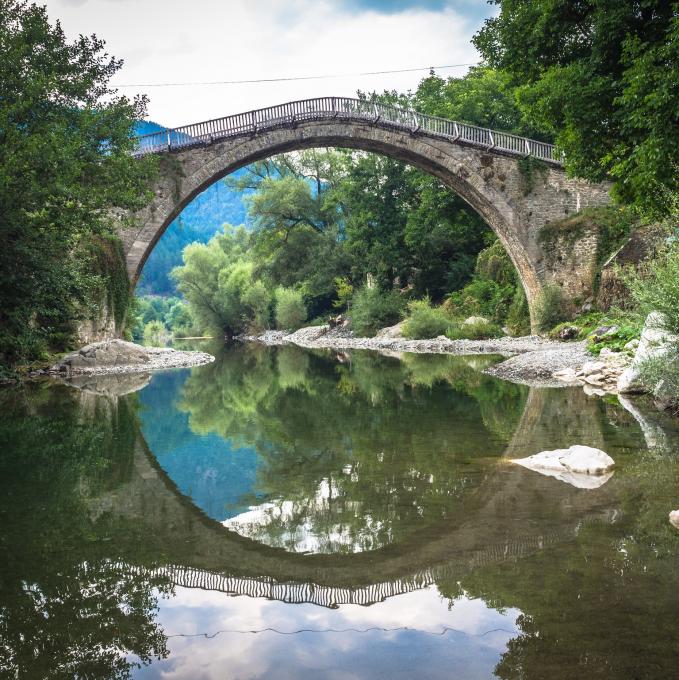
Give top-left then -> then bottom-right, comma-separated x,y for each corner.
670,510 -> 679,529
285,325 -> 330,344
618,312 -> 677,394
553,367 -> 579,383
511,445 -> 615,489
463,316 -> 490,326
624,338 -> 640,352
375,321 -> 404,339
581,361 -> 606,376
560,445 -> 615,474
584,373 -> 605,385
582,384 -> 606,397
603,351 -> 631,369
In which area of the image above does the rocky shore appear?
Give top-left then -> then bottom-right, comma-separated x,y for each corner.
241,326 -> 596,387
49,339 -> 214,376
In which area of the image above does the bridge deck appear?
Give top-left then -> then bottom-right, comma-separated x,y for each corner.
133,97 -> 561,165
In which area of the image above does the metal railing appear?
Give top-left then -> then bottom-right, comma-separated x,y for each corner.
133,97 -> 562,165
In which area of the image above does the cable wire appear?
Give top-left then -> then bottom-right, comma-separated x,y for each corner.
116,62 -> 476,88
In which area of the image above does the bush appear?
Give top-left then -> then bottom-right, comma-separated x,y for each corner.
586,323 -> 642,356
638,351 -> 679,412
349,286 -> 405,337
143,320 -> 168,347
534,284 -> 568,333
446,319 -> 504,340
506,285 -> 531,336
402,299 -> 451,339
275,287 -> 307,330
628,242 -> 679,337
243,280 -> 272,330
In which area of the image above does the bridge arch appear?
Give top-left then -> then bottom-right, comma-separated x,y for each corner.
120,98 -> 611,330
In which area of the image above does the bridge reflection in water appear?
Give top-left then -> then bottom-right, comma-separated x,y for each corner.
87,375 -> 622,609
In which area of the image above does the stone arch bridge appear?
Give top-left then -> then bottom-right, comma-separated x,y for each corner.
120,97 -> 611,329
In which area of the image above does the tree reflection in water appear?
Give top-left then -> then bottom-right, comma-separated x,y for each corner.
176,344 -> 528,553
0,385 -> 171,679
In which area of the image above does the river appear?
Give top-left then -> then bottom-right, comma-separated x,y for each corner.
1,342 -> 678,679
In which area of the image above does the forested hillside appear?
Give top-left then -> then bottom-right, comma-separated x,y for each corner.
133,121 -> 251,295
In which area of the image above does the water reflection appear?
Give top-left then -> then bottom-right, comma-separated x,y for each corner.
141,345 -> 529,553
0,385 -> 171,678
1,346 -> 678,679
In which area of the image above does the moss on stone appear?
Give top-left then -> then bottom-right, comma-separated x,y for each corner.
87,234 -> 132,328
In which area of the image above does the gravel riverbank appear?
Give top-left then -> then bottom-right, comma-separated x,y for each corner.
241,327 -> 592,387
49,340 -> 214,376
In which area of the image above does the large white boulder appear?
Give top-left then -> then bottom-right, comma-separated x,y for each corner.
375,321 -> 404,339
618,312 -> 677,393
511,445 -> 615,489
53,339 -> 151,372
670,510 -> 679,529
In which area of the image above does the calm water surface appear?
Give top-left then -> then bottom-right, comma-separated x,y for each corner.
1,343 -> 678,679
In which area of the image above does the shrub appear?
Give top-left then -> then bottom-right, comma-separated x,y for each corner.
638,351 -> 679,412
402,299 -> 451,339
143,320 -> 168,347
275,287 -> 307,330
627,242 -> 679,337
586,323 -> 642,356
534,284 -> 568,334
333,277 -> 354,311
506,285 -> 531,336
349,286 -> 405,337
446,319 -> 504,340
243,280 -> 272,330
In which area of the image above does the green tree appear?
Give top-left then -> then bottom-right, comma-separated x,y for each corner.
274,287 -> 307,330
474,0 -> 678,216
0,1 -> 156,364
232,150 -> 350,315
142,320 -> 167,347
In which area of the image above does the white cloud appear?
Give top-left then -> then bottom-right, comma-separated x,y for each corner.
45,0 -> 484,126
146,585 -> 520,678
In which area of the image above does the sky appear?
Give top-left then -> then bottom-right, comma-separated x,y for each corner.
43,0 -> 496,127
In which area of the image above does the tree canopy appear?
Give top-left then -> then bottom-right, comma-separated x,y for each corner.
474,0 -> 679,216
0,0 -> 156,363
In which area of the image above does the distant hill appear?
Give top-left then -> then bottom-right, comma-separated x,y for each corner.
133,121 -> 251,296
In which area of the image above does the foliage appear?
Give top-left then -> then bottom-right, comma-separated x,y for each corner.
171,227 -> 253,337
349,286 -> 405,337
474,0 -> 679,217
586,324 -> 641,356
638,352 -> 679,409
274,287 -> 307,330
0,1 -> 156,364
446,319 -> 504,340
142,320 -> 168,347
445,240 -> 525,329
409,66 -> 546,138
402,299 -> 451,339
333,277 -> 354,311
534,284 -> 568,333
627,240 -> 679,337
506,285 -> 531,336
131,296 -> 196,342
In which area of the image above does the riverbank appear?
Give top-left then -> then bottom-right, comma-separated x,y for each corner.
48,339 -> 214,376
241,327 -> 595,388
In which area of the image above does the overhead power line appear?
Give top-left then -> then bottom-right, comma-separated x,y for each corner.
116,62 -> 476,88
